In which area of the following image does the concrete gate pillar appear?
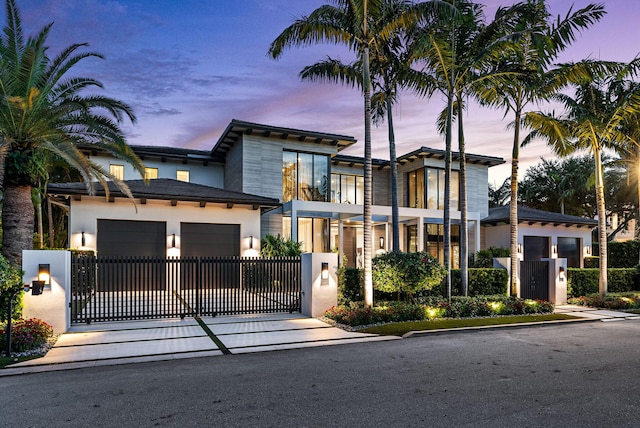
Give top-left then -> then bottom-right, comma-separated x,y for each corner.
543,257 -> 568,305
301,253 -> 338,318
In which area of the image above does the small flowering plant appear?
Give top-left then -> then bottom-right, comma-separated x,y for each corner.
0,318 -> 53,352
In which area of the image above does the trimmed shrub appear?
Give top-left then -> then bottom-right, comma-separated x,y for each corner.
568,268 -> 637,296
590,241 -> 640,268
0,318 -> 53,352
0,255 -> 24,321
568,293 -> 640,310
323,296 -> 554,327
471,247 -> 510,268
431,268 -> 508,297
338,267 -> 363,305
372,251 -> 446,300
584,257 -> 599,268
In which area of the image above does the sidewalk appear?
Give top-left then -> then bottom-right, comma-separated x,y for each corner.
0,313 -> 397,376
2,306 -> 638,376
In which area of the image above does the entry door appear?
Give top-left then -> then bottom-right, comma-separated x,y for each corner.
343,227 -> 357,268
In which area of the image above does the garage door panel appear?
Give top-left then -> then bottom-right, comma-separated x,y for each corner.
97,219 -> 166,257
180,223 -> 240,258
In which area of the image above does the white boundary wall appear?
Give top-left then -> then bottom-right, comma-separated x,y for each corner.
22,250 -> 71,334
301,253 -> 338,318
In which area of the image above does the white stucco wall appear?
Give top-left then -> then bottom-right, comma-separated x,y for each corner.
68,196 -> 262,257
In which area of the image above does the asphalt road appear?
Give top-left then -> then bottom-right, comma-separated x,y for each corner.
2,320 -> 639,427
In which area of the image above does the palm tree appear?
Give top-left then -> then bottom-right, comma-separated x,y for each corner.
480,0 -> 605,296
0,0 -> 144,265
525,70 -> 640,296
409,0 -> 519,296
268,0 -> 452,307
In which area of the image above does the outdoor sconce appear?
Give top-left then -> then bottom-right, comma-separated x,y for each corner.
249,235 -> 254,249
585,246 -> 591,255
517,244 -> 522,254
38,264 -> 50,286
552,245 -> 558,255
559,266 -> 566,282
321,262 -> 329,280
170,234 -> 176,249
379,236 -> 385,249
81,231 -> 86,247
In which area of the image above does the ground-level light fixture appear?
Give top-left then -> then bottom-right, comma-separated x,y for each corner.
38,264 -> 50,285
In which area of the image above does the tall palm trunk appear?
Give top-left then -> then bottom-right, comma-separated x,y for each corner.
363,44 -> 374,308
509,107 -> 522,296
31,188 -> 43,249
457,100 -> 468,296
2,184 -> 34,266
386,95 -> 400,252
594,147 -> 607,295
444,88 -> 453,299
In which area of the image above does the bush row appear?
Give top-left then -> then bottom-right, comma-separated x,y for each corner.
590,241 -> 640,268
323,296 -> 554,327
339,267 -> 508,304
568,268 -> 638,297
567,293 -> 640,310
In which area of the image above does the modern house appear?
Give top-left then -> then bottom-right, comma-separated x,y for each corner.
47,119 -> 508,268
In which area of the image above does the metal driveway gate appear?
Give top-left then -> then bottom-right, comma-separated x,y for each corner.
520,260 -> 549,301
71,254 -> 301,323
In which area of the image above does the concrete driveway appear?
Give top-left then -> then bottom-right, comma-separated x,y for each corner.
1,313 -> 397,375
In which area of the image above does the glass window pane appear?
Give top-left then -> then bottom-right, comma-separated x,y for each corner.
407,225 -> 418,253
313,218 -> 328,252
144,167 -> 158,180
297,153 -> 313,201
331,174 -> 340,203
427,168 -> 438,209
176,170 -> 190,182
438,170 -> 446,210
110,164 -> 124,180
282,151 -> 297,202
342,175 -> 356,204
313,154 -> 328,201
408,171 -> 416,207
451,170 -> 460,211
282,217 -> 291,240
356,176 -> 364,205
298,218 -> 312,253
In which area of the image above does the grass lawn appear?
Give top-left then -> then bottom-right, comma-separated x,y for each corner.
360,313 -> 578,336
0,354 -> 43,369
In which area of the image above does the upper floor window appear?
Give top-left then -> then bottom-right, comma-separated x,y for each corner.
144,167 -> 158,180
407,167 -> 459,210
331,174 -> 364,204
176,170 -> 190,182
110,164 -> 124,180
282,151 -> 329,202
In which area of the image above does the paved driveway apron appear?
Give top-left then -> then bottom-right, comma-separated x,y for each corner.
2,313 -> 396,374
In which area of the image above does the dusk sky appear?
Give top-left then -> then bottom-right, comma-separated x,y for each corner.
17,0 -> 640,185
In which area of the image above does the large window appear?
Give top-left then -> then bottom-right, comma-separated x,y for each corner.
282,151 -> 329,202
282,217 -> 329,253
330,174 -> 364,204
406,223 -> 460,268
407,167 -> 459,210
144,167 -> 158,180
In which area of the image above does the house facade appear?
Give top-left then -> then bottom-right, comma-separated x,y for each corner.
48,119 -> 505,268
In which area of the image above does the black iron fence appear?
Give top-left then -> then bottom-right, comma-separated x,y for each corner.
71,254 -> 301,323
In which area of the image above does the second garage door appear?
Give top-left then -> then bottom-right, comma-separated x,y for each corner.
180,223 -> 240,257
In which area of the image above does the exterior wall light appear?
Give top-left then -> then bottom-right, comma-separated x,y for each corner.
379,236 -> 385,249
552,245 -> 558,255
517,244 -> 522,254
321,262 -> 329,280
81,231 -> 86,247
250,235 -> 254,249
171,234 -> 176,249
38,264 -> 50,285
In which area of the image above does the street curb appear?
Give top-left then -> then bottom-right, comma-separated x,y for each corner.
402,317 -> 601,338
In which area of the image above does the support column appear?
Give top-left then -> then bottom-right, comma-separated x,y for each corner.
301,253 -> 338,317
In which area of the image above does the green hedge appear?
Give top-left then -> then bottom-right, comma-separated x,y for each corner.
590,241 -> 640,268
567,268 -> 638,297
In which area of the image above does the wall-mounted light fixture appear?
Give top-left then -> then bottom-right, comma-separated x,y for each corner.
249,235 -> 254,249
170,234 -> 176,249
559,266 -> 566,282
517,244 -> 522,254
586,246 -> 591,255
552,245 -> 558,255
38,264 -> 50,285
379,236 -> 385,249
321,262 -> 329,280
81,231 -> 86,247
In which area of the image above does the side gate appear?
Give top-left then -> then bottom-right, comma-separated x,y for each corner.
70,254 -> 301,324
520,260 -> 549,301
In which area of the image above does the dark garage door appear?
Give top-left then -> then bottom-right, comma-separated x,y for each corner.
97,219 -> 167,257
96,220 -> 167,291
180,223 -> 240,257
